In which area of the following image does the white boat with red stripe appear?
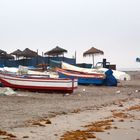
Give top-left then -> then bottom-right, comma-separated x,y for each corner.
0,73 -> 78,93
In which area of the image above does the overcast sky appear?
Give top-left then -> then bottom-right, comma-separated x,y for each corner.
0,0 -> 140,69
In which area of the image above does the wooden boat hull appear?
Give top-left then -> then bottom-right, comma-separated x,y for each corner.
56,68 -> 105,85
0,73 -> 78,93
61,61 -> 131,81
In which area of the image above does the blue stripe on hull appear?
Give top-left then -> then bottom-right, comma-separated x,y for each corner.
58,73 -> 104,85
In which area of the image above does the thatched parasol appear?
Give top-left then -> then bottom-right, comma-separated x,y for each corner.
21,48 -> 38,58
0,49 -> 6,54
44,46 -> 67,56
83,47 -> 104,67
11,49 -> 22,56
0,49 -> 14,59
0,53 -> 14,59
10,49 -> 23,59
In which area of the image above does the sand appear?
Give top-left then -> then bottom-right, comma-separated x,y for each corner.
0,71 -> 140,140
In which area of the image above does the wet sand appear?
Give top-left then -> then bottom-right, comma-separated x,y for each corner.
0,71 -> 140,140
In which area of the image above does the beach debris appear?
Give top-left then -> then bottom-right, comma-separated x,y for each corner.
127,105 -> 140,111
104,125 -> 112,130
0,129 -> 17,140
82,88 -> 86,92
63,93 -> 70,96
113,100 -> 123,106
119,119 -> 124,122
23,136 -> 29,138
30,131 -> 36,133
0,87 -> 16,96
25,118 -> 51,127
71,109 -> 81,113
118,104 -> 123,107
107,132 -> 110,135
135,90 -> 140,93
113,111 -> 133,119
60,130 -> 96,140
16,94 -> 28,97
127,92 -> 132,96
32,122 -> 46,127
116,90 -> 120,94
84,119 -> 113,132
61,111 -> 67,115
131,127 -> 134,129
113,112 -> 127,118
78,93 -> 81,97
60,119 -> 115,140
113,126 -> 118,129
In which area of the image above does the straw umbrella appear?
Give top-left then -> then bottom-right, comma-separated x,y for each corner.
44,46 -> 67,56
0,53 -> 14,59
22,48 -> 39,66
11,49 -> 23,60
83,47 -> 104,67
21,48 -> 38,58
0,52 -> 14,66
0,49 -> 7,61
44,46 -> 68,64
0,49 -> 6,54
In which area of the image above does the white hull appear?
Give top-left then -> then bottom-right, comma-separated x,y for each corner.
62,62 -> 131,81
0,73 -> 78,93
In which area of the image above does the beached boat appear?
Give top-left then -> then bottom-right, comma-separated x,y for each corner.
61,62 -> 131,81
56,68 -> 105,85
0,66 -> 59,78
0,72 -> 78,93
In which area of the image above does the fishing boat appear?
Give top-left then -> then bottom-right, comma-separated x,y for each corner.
0,72 -> 78,93
61,62 -> 131,81
56,68 -> 105,85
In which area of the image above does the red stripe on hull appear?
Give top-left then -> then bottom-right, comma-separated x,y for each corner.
56,68 -> 105,79
0,79 -> 76,93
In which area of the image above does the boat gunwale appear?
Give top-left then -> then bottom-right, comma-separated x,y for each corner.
0,72 -> 78,82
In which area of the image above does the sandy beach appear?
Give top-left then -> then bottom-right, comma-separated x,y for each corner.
0,71 -> 140,140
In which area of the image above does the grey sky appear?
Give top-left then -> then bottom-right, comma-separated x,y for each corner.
0,0 -> 140,69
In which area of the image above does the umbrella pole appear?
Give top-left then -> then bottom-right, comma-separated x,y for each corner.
92,54 -> 94,68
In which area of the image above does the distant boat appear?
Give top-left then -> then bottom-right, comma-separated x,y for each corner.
56,68 -> 105,85
0,72 -> 78,93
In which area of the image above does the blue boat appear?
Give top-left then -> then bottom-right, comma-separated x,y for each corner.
56,68 -> 105,85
